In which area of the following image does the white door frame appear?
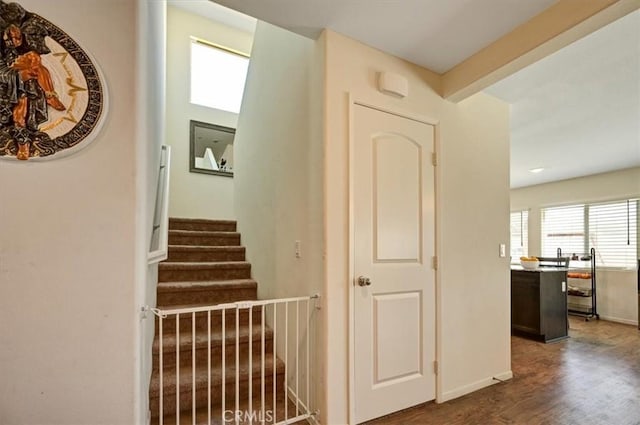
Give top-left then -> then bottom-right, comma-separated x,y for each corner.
347,94 -> 442,424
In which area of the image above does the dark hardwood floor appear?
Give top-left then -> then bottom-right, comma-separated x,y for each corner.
365,317 -> 640,425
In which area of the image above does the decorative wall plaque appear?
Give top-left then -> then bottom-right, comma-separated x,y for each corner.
0,1 -> 106,161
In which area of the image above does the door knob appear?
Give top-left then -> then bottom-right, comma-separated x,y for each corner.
357,276 -> 372,287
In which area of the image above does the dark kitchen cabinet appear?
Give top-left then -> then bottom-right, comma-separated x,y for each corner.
511,268 -> 568,343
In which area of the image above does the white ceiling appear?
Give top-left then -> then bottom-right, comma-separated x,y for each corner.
210,0 -> 556,73
186,0 -> 639,189
486,10 -> 640,188
169,0 -> 256,34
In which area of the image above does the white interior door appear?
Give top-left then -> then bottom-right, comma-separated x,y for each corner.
353,104 -> 436,424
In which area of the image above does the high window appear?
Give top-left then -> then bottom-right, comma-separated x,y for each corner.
542,199 -> 638,268
510,210 -> 529,259
190,39 -> 250,113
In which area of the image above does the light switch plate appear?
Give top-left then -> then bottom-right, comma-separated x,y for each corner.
499,244 -> 506,258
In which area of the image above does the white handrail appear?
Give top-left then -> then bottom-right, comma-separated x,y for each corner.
148,145 -> 171,264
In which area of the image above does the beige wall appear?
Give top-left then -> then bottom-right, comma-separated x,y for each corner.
0,0 -> 139,423
166,6 -> 254,220
233,21 -> 324,413
511,167 -> 640,325
323,30 -> 511,424
437,93 -> 512,399
235,20 -> 323,301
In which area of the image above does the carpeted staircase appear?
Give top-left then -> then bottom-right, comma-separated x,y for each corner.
149,218 -> 295,425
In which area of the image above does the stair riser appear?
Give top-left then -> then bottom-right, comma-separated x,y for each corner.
158,287 -> 256,307
159,267 -> 251,283
150,373 -> 284,417
154,341 -> 275,372
169,221 -> 236,232
168,234 -> 241,247
155,309 -> 264,336
167,249 -> 245,263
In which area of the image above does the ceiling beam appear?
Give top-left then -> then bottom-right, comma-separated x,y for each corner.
441,0 -> 640,102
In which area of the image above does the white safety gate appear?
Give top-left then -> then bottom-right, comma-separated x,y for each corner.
151,295 -> 319,425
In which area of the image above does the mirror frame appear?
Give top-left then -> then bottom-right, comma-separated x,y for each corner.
189,120 -> 235,177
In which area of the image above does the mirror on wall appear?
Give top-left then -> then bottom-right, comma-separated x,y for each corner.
189,120 -> 235,177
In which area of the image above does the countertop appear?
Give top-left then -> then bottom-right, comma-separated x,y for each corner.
511,266 -> 569,272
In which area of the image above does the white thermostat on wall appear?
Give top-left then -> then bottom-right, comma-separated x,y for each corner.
378,71 -> 409,98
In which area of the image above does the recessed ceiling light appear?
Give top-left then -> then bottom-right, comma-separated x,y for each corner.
529,167 -> 545,173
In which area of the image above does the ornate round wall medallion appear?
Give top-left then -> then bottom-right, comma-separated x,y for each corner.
0,1 -> 106,161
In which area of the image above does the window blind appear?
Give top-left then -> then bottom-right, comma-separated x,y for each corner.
542,204 -> 585,258
588,200 -> 638,268
541,199 -> 638,269
510,210 -> 528,258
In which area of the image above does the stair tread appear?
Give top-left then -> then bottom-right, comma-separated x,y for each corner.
153,325 -> 274,352
158,261 -> 251,274
149,353 -> 285,394
170,218 -> 236,224
169,230 -> 239,236
160,261 -> 250,269
168,245 -> 245,250
157,279 -> 257,292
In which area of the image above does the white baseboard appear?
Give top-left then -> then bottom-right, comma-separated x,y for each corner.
598,315 -> 638,326
439,370 -> 513,403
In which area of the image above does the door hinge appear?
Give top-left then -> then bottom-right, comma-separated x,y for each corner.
433,360 -> 439,375
431,152 -> 437,166
432,256 -> 438,270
